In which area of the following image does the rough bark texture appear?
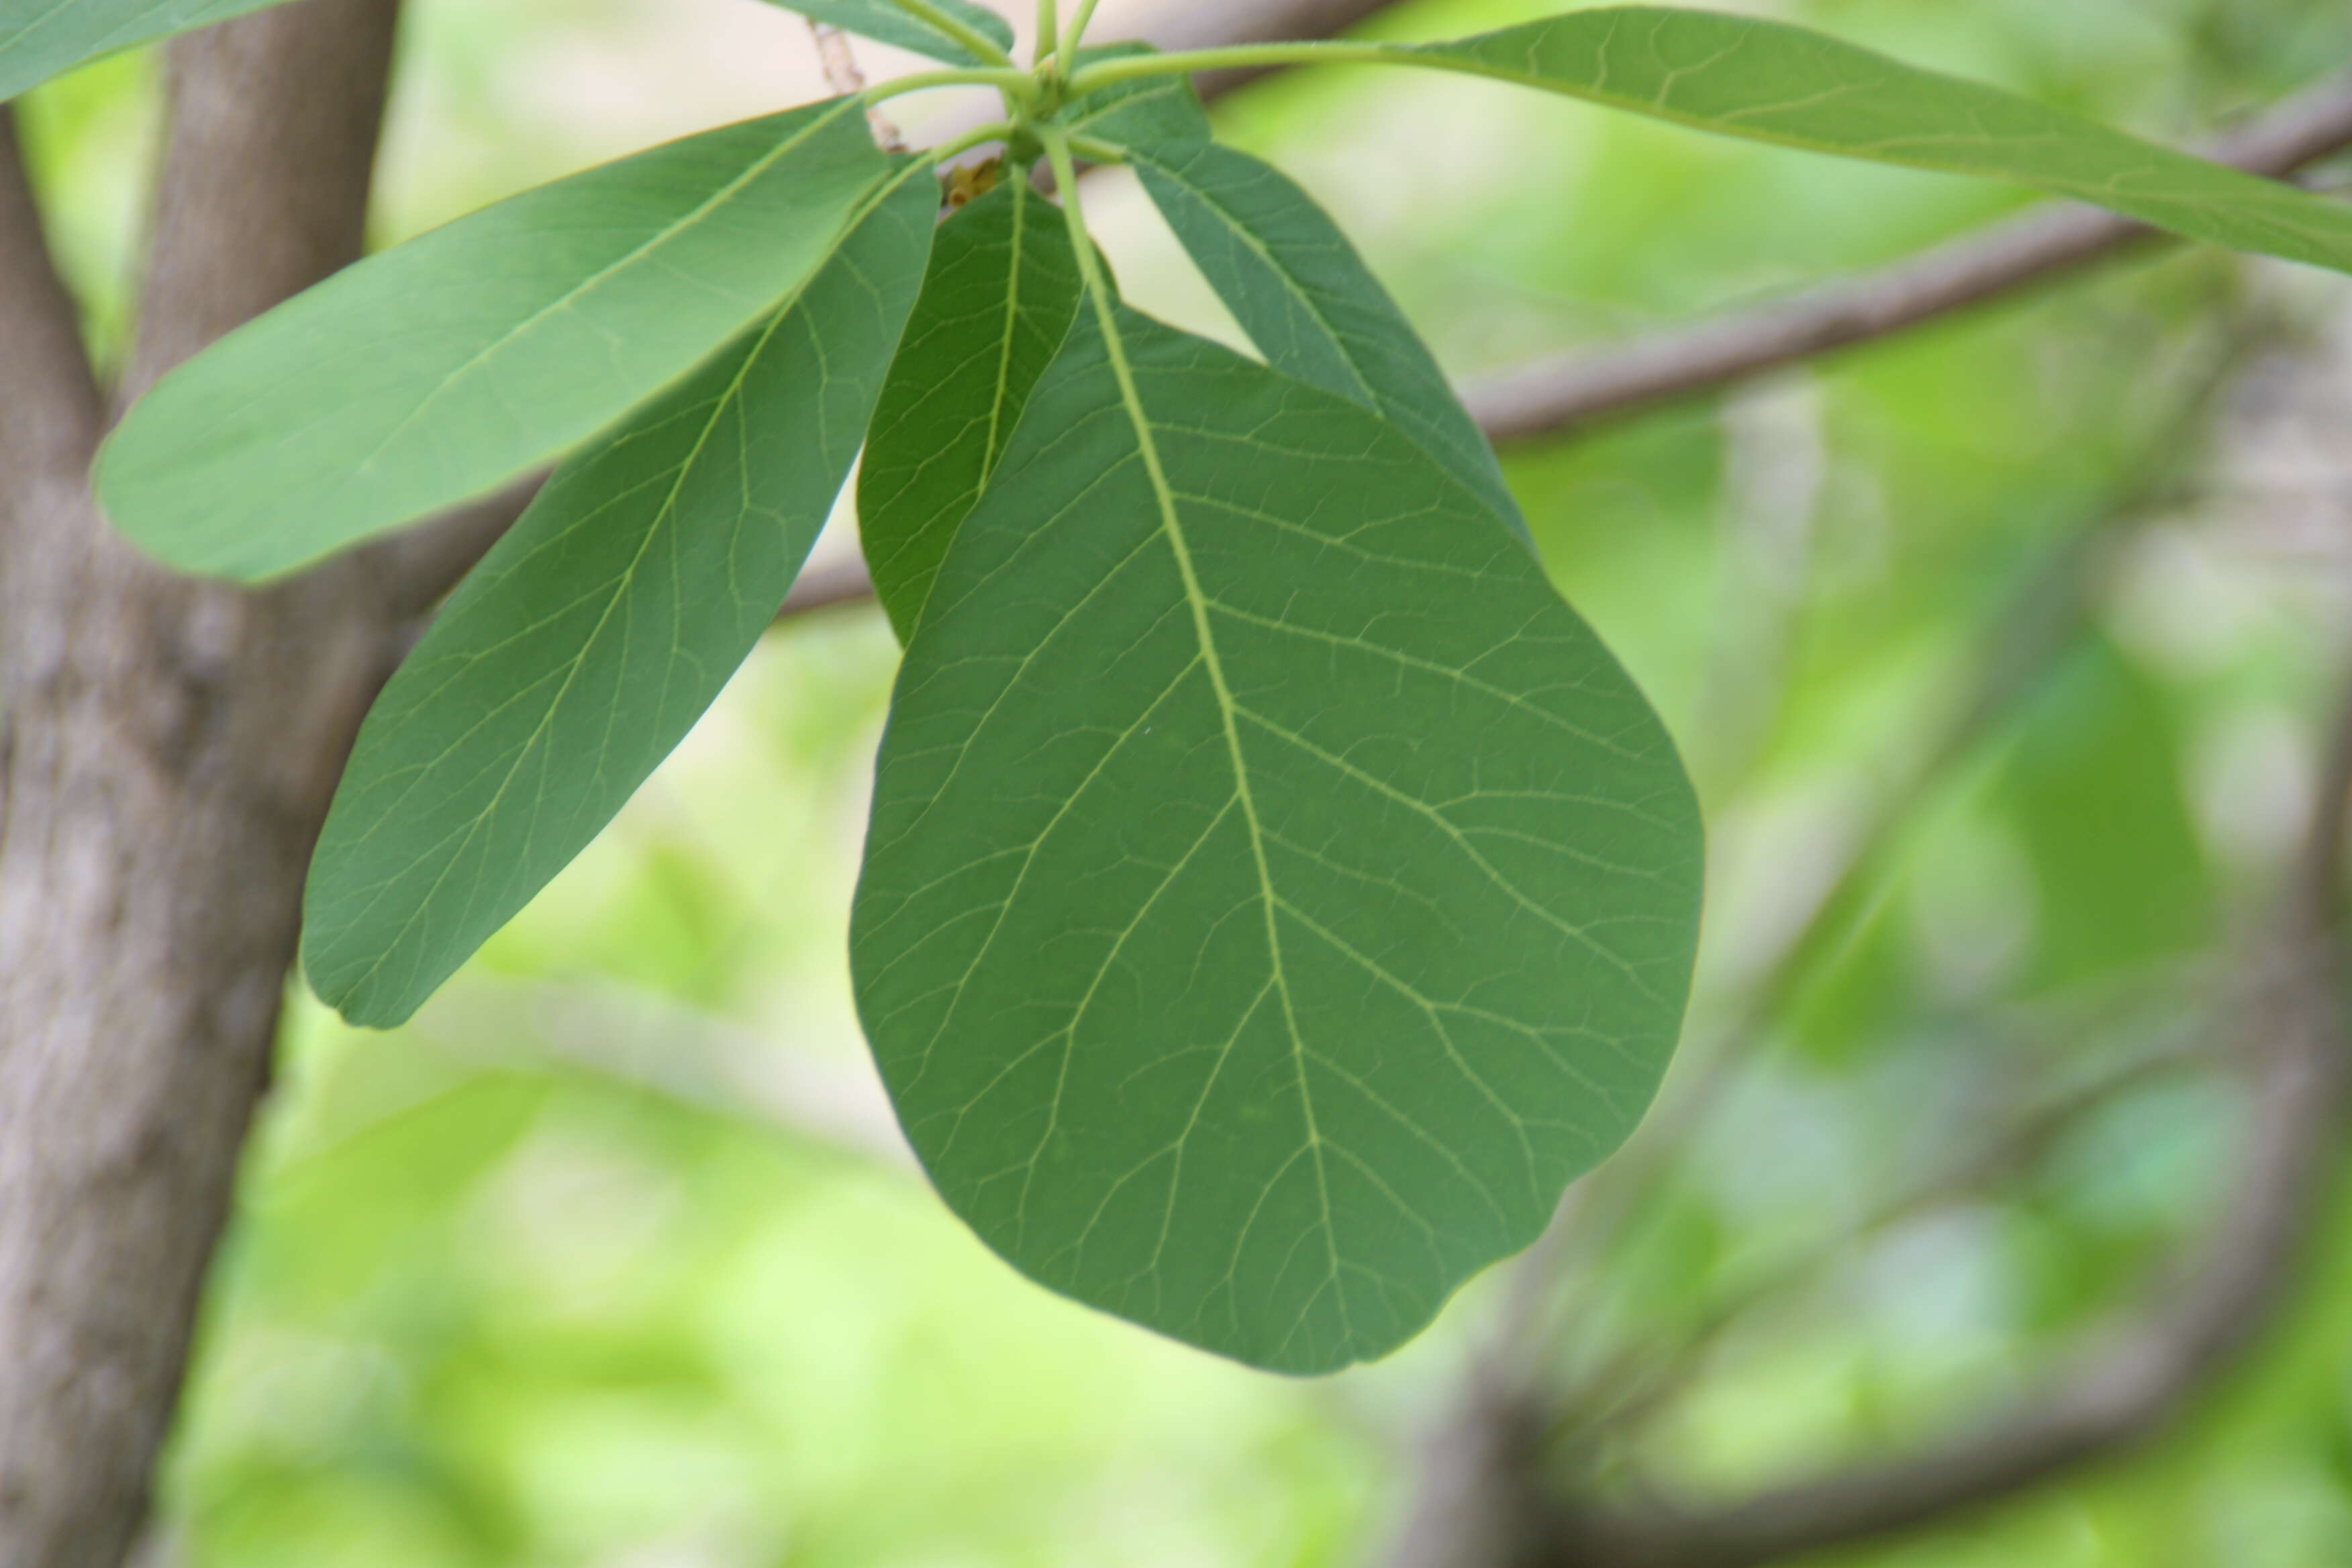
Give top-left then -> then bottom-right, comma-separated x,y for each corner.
0,6 -> 403,1564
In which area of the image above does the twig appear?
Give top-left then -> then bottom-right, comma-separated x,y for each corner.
1125,0 -> 1399,100
1564,1025 -> 2221,1448
1462,67 -> 2352,442
758,68 -> 2352,627
1532,689 -> 2352,1566
402,977 -> 915,1171
810,21 -> 908,156
1371,322 -> 2272,1568
1522,328 -> 2255,1323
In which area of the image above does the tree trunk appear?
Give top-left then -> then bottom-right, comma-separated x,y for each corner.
0,6 -> 401,1562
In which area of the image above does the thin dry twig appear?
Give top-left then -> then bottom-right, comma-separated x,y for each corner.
810,21 -> 908,155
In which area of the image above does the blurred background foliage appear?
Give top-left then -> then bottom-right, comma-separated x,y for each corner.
24,0 -> 2352,1562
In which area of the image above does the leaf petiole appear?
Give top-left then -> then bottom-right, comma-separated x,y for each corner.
1063,0 -> 1106,55
1033,0 -> 1059,70
1063,132 -> 1129,166
927,119 -> 1020,166
1063,40 -> 1401,97
865,66 -> 1038,106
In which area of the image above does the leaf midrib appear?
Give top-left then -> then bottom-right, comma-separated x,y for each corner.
1076,278 -> 1352,1337
980,180 -> 1035,492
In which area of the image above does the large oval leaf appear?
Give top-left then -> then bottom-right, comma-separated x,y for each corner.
1416,7 -> 2352,277
756,0 -> 1012,67
858,179 -> 1084,643
304,170 -> 937,1030
0,0 -> 295,102
1134,138 -> 1526,538
852,303 -> 1703,1373
99,98 -> 893,581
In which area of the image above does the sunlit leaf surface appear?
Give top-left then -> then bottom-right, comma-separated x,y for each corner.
99,99 -> 893,579
305,172 -> 936,1029
854,303 -> 1703,1372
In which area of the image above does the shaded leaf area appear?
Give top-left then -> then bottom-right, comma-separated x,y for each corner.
1418,7 -> 2352,277
1135,138 -> 1528,539
0,0 -> 293,101
859,181 -> 1084,644
852,303 -> 1702,1373
756,0 -> 1012,67
99,99 -> 891,580
305,173 -> 936,1030
1057,42 -> 1212,146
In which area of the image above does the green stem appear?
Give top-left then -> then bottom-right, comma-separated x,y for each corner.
880,0 -> 1018,67
865,66 -> 1036,105
1065,40 -> 1404,95
1034,0 -> 1059,68
1064,0 -> 1106,54
1064,132 -> 1129,166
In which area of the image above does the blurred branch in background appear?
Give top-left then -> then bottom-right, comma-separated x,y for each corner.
1520,679 -> 2352,1568
767,67 -> 2352,628
1462,67 -> 2352,442
1514,323 -> 2270,1327
1375,311 -> 2352,1567
403,977 -> 914,1171
379,0 -> 1407,623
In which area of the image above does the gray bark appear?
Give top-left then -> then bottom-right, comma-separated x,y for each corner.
0,6 -> 402,1563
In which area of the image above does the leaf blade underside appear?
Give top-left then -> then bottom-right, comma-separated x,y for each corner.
1134,138 -> 1528,538
1418,7 -> 2352,278
0,0 -> 295,101
859,180 -> 1086,643
1057,41 -> 1214,148
852,303 -> 1704,1373
99,98 -> 893,581
304,170 -> 937,1030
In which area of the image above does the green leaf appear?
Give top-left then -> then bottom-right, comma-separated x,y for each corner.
858,181 -> 1085,644
852,302 -> 1703,1373
303,170 -> 936,1030
1416,7 -> 2352,277
0,0 -> 294,101
98,98 -> 895,581
757,0 -> 1012,67
1057,42 -> 1212,148
1134,139 -> 1526,538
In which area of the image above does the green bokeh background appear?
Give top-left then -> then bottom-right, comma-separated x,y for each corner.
26,0 -> 2352,1561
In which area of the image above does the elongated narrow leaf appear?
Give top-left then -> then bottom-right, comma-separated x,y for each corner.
1135,140 -> 1526,538
305,174 -> 936,1030
99,99 -> 893,581
758,0 -> 1012,67
859,181 -> 1083,642
0,0 -> 293,101
1415,7 -> 2352,277
1057,42 -> 1211,147
852,303 -> 1703,1373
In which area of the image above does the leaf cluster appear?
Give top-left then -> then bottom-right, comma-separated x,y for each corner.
34,0 -> 2352,1370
